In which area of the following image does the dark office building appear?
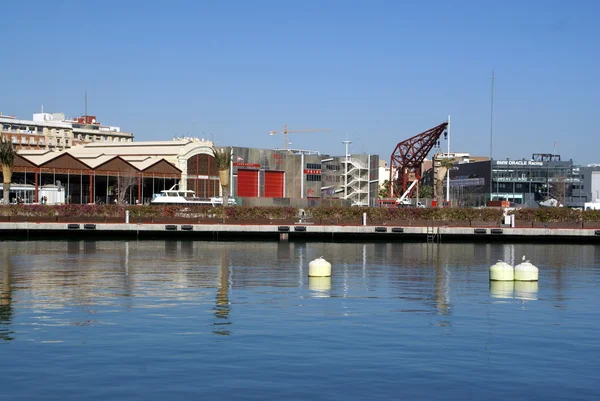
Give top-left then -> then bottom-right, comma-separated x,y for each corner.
449,154 -> 581,207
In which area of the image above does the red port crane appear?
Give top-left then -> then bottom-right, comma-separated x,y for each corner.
389,122 -> 448,198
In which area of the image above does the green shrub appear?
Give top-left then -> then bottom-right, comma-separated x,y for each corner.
3,204 -> 600,223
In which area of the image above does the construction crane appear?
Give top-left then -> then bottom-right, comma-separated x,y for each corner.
269,125 -> 332,151
389,121 -> 448,198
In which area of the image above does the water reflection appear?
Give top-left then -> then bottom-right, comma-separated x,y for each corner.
119,242 -> 134,309
489,280 -> 538,301
0,249 -> 13,341
165,240 -> 178,257
490,281 -> 514,300
213,249 -> 231,336
515,281 -> 538,301
181,240 -> 194,259
433,245 -> 451,316
295,242 -> 306,287
308,277 -> 331,298
0,241 -> 597,343
67,240 -> 80,255
83,240 -> 97,254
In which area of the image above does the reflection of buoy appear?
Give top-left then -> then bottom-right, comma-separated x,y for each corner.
515,281 -> 538,300
489,261 -> 514,281
490,281 -> 514,299
309,277 -> 331,297
514,261 -> 538,281
308,257 -> 332,277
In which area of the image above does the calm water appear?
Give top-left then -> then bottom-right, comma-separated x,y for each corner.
0,241 -> 599,400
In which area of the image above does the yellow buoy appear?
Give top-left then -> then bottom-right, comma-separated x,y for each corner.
308,257 -> 332,277
514,261 -> 538,281
489,261 -> 514,281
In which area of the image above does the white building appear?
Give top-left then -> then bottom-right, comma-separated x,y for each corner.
0,111 -> 133,151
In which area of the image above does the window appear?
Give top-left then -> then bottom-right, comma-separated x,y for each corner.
306,174 -> 321,182
498,183 -> 511,192
326,164 -> 340,171
306,163 -> 322,170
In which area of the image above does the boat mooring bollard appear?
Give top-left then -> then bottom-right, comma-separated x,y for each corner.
126,210 -> 130,224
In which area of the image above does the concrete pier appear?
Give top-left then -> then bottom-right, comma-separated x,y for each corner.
1,222 -> 599,243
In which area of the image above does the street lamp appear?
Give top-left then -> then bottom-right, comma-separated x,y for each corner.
445,114 -> 451,203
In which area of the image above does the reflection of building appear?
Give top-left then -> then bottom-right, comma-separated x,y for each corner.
0,250 -> 13,341
449,154 -> 581,207
0,111 -> 134,150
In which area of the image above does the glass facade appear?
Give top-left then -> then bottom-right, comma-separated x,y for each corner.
490,160 -> 580,206
450,157 -> 582,207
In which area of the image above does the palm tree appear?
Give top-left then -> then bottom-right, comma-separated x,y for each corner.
418,184 -> 434,200
0,137 -> 16,205
379,180 -> 392,199
211,146 -> 232,207
434,157 -> 454,205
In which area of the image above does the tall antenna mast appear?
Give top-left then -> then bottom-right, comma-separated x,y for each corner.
85,85 -> 88,116
489,69 -> 495,159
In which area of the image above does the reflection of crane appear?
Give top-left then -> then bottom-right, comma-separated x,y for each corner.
389,121 -> 448,198
269,125 -> 332,151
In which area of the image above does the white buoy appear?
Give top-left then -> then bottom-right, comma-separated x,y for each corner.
514,261 -> 538,281
489,261 -> 514,281
308,257 -> 332,277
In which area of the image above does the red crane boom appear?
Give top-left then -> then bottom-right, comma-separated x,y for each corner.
389,122 -> 448,198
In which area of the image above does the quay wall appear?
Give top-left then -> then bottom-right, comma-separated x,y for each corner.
1,222 -> 600,243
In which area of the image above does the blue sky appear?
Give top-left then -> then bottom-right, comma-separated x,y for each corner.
1,0 -> 599,164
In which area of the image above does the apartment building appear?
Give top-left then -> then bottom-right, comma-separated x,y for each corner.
0,111 -> 133,150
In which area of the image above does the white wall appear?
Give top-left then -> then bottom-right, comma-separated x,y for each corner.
591,171 -> 600,201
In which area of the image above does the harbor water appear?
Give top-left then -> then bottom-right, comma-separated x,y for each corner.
1,241 -> 599,400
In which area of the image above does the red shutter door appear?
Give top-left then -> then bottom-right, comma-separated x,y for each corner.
264,171 -> 284,198
237,169 -> 258,197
